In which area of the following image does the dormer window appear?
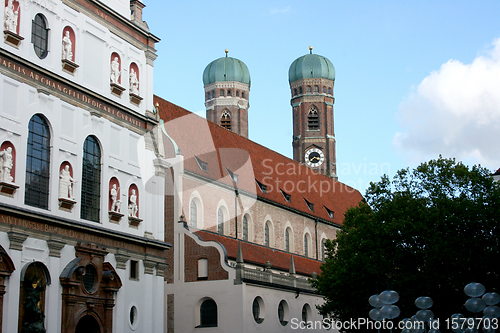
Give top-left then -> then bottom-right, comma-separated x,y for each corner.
304,199 -> 314,211
226,168 -> 238,183
194,156 -> 208,172
256,180 -> 267,194
324,206 -> 334,219
280,189 -> 291,202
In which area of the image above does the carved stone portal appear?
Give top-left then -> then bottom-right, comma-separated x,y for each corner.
0,245 -> 15,333
59,243 -> 122,333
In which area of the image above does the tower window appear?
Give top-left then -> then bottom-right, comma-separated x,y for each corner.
328,87 -> 332,94
220,90 -> 224,97
227,89 -> 231,96
323,86 -> 326,93
212,90 -> 215,99
314,85 -> 319,93
236,90 -> 239,97
299,87 -> 302,94
294,89 -> 297,96
221,111 -> 231,130
32,14 -> 49,59
308,108 -> 319,130
306,86 -> 311,93
206,92 -> 210,100
242,92 -> 245,99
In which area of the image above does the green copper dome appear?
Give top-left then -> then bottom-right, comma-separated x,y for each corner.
203,54 -> 251,87
288,50 -> 335,83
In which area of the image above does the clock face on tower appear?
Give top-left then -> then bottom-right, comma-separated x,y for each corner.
305,148 -> 325,168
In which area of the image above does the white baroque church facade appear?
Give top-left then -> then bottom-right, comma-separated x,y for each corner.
0,1 -> 362,333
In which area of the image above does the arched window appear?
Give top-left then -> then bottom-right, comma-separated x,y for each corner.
306,86 -> 311,93
302,303 -> 312,322
81,136 -> 101,222
285,228 -> 291,252
190,200 -> 197,227
264,222 -> 270,247
321,239 -> 327,261
278,300 -> 289,326
199,299 -> 217,327
217,208 -> 224,235
19,262 -> 51,332
314,85 -> 319,93
308,108 -> 319,130
221,111 -> 231,130
242,215 -> 248,241
304,233 -> 311,257
252,296 -> 265,324
219,89 -> 224,97
25,114 -> 51,209
32,14 -> 49,59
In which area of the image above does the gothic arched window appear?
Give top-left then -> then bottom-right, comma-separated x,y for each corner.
264,222 -> 270,247
308,108 -> 319,130
217,208 -> 224,235
190,200 -> 197,227
242,215 -> 249,241
81,136 -> 101,222
221,111 -> 231,130
285,227 -> 291,252
25,114 -> 51,209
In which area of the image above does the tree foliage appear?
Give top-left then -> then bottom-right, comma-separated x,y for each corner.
312,157 -> 500,332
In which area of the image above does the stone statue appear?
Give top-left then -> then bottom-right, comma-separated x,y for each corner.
21,277 -> 46,333
128,189 -> 138,217
4,0 -> 19,34
129,68 -> 139,94
61,31 -> 73,61
110,184 -> 121,212
58,165 -> 76,200
0,147 -> 13,182
110,57 -> 120,84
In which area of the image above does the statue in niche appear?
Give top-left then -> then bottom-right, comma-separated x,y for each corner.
4,0 -> 18,34
110,57 -> 121,84
21,277 -> 46,333
129,68 -> 139,95
110,184 -> 121,212
58,165 -> 76,200
0,146 -> 13,182
128,189 -> 138,217
61,30 -> 73,61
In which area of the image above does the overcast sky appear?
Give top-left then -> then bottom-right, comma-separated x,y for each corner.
144,1 -> 500,193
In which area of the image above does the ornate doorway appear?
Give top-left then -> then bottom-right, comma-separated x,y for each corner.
75,315 -> 101,333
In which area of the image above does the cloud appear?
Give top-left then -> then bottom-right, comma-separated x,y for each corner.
268,6 -> 291,14
394,38 -> 500,170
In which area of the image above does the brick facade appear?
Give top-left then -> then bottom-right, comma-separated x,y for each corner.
184,234 -> 229,282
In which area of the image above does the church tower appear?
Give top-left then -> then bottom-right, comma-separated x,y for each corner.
203,50 -> 250,138
289,47 -> 337,177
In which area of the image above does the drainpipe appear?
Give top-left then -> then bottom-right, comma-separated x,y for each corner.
315,218 -> 318,260
235,189 -> 239,239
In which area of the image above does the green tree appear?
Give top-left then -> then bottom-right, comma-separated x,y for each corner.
312,157 -> 500,332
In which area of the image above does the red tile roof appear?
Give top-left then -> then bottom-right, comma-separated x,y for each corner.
494,168 -> 500,176
154,96 -> 363,225
194,230 -> 322,276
